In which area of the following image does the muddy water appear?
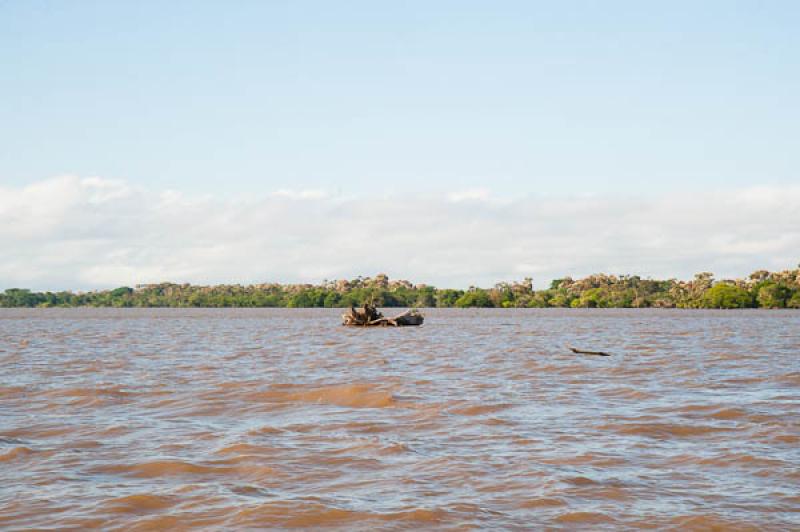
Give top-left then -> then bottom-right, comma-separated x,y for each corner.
1,308 -> 798,530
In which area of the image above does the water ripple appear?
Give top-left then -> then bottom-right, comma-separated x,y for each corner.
1,308 -> 798,530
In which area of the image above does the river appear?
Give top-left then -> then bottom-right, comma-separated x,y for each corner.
1,308 -> 798,530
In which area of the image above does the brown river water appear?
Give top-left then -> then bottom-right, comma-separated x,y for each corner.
1,308 -> 798,530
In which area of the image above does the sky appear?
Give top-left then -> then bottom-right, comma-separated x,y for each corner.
1,1 -> 798,290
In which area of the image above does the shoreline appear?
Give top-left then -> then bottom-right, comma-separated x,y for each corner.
3,268 -> 800,309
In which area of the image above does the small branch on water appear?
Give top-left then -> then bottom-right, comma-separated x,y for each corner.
567,346 -> 611,357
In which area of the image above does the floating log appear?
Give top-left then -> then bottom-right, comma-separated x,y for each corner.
568,346 -> 611,356
342,304 -> 424,327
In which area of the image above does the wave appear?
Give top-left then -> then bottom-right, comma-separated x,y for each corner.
252,383 -> 398,409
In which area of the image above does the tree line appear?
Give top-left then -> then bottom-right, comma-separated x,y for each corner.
2,268 -> 800,309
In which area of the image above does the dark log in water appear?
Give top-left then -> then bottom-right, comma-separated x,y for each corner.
568,346 -> 611,356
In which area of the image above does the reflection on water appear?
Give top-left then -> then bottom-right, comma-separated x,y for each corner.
1,308 -> 798,530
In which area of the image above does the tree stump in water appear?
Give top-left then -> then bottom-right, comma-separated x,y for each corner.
342,304 -> 424,327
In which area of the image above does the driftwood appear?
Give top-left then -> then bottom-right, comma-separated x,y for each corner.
568,346 -> 611,357
342,304 -> 424,327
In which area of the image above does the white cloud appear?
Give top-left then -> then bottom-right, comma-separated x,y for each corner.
447,188 -> 492,203
1,176 -> 798,290
271,188 -> 329,200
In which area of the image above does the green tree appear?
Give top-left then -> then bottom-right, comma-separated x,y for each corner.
435,289 -> 463,308
454,289 -> 494,308
415,286 -> 436,307
548,291 -> 573,307
787,291 -> 800,309
490,283 -> 516,307
323,291 -> 342,308
287,290 -> 321,308
574,288 -> 609,308
703,283 -> 754,309
526,291 -> 551,308
110,286 -> 133,297
1,289 -> 44,307
756,283 -> 791,308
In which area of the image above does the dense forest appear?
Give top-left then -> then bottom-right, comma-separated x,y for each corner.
2,268 -> 800,309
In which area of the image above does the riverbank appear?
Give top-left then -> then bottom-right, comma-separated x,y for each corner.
2,268 -> 799,309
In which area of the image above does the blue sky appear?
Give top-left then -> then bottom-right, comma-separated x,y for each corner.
2,1 -> 798,196
1,2 -> 798,288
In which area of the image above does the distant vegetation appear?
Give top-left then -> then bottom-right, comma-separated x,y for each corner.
2,268 -> 800,309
